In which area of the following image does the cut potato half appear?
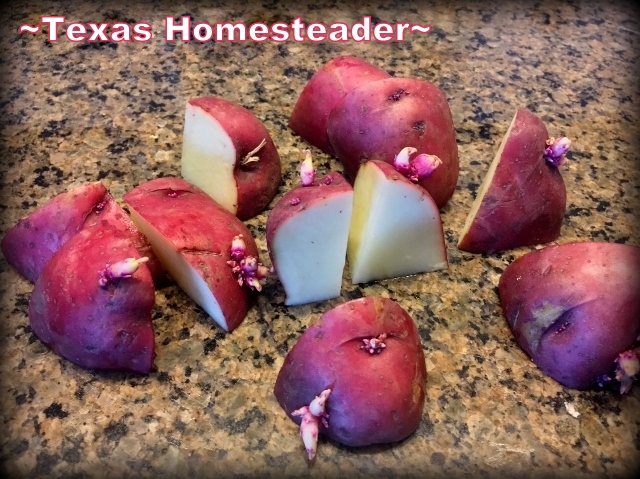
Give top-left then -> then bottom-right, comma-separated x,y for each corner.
128,206 -> 226,328
180,97 -> 282,220
266,172 -> 353,306
123,177 -> 259,332
458,108 -> 567,254
347,160 -> 447,284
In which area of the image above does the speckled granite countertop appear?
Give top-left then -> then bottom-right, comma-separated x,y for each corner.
1,0 -> 639,478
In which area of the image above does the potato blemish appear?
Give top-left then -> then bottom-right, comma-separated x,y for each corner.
522,301 -> 566,350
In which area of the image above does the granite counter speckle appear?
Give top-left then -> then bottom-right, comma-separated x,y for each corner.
1,0 -> 639,478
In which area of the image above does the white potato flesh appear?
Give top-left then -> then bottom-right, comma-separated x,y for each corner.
348,163 -> 447,284
458,112 -> 517,242
181,103 -> 238,214
273,194 -> 353,306
128,206 -> 229,331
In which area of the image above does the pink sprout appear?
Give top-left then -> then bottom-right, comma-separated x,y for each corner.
293,408 -> 319,460
230,234 -> 246,261
393,147 -> 417,176
555,322 -> 570,335
99,256 -> 149,287
543,136 -> 571,167
300,150 -> 316,187
393,147 -> 441,182
290,197 -> 301,206
227,235 -> 272,292
615,348 -> 640,394
240,256 -> 258,275
324,176 -> 333,185
244,276 -> 263,291
409,154 -> 442,182
361,333 -> 388,354
291,389 -> 331,460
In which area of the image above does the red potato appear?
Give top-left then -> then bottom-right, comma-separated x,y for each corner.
181,96 -> 282,220
327,77 -> 459,208
289,56 -> 390,155
458,109 -> 568,254
0,182 -> 164,284
29,216 -> 156,373
499,242 -> 640,392
123,177 -> 262,332
266,162 -> 353,305
84,191 -> 165,285
1,182 -> 105,281
347,159 -> 447,284
274,297 -> 427,458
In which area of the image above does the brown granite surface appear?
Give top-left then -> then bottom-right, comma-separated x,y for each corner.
1,0 -> 639,478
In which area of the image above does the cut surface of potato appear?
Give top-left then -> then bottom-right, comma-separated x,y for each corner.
458,108 -> 566,253
128,207 -> 225,325
123,178 -> 259,332
180,97 -> 282,220
267,172 -> 353,305
348,161 -> 447,284
181,102 -> 238,214
458,114 -> 516,239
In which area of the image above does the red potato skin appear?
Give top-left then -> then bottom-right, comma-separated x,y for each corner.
289,56 -> 390,156
188,97 -> 282,220
274,297 -> 427,447
123,177 -> 260,332
84,191 -> 166,286
327,77 -> 459,208
458,109 -> 566,254
1,182 -> 107,282
499,242 -> 640,390
265,172 -> 352,273
29,224 -> 156,373
0,182 -> 165,285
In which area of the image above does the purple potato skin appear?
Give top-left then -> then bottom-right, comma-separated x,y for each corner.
274,297 -> 427,447
499,242 -> 640,390
1,182 -> 107,282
